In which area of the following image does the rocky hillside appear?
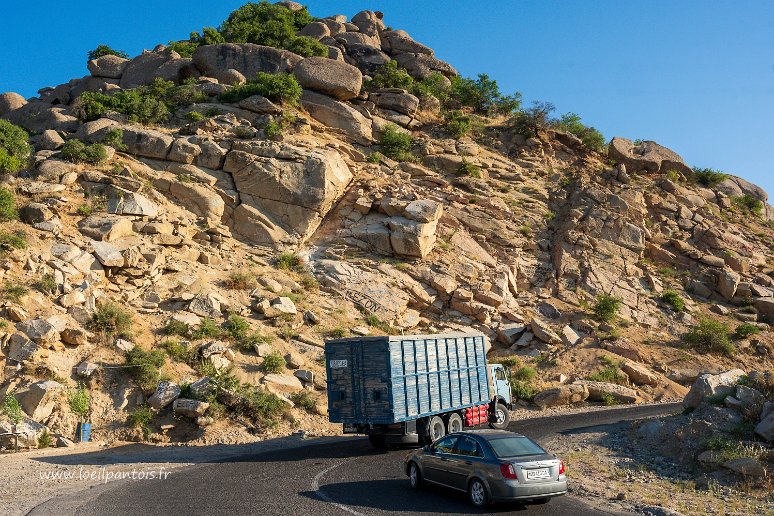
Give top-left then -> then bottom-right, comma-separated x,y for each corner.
0,1 -> 772,449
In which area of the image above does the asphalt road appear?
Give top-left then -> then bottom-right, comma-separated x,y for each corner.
30,403 -> 680,516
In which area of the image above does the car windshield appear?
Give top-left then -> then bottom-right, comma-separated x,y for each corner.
488,436 -> 545,458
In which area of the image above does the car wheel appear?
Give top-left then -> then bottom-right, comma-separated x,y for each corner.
468,478 -> 489,508
489,403 -> 511,430
446,413 -> 463,434
408,462 -> 423,489
428,416 -> 446,442
368,434 -> 387,449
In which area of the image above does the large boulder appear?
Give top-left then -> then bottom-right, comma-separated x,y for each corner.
16,380 -> 63,422
193,44 -> 302,80
530,317 -> 562,345
153,177 -> 225,223
17,319 -> 59,346
2,102 -> 79,133
608,137 -> 692,175
381,32 -> 434,56
224,141 -> 353,246
683,369 -> 746,408
716,269 -> 740,300
755,411 -> 774,441
147,381 -> 181,409
119,126 -> 174,159
172,398 -> 209,418
345,44 -> 391,75
533,384 -> 589,409
107,187 -> 159,217
393,53 -> 458,79
293,57 -> 362,100
0,92 -> 27,116
754,297 -> 774,322
78,214 -> 134,241
120,50 -> 197,89
370,89 -> 419,116
300,90 -> 373,145
575,381 -> 640,404
87,55 -> 130,79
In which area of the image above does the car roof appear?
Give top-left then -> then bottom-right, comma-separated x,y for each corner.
450,430 -> 528,440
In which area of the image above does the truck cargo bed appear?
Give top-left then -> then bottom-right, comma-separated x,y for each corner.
326,333 -> 491,425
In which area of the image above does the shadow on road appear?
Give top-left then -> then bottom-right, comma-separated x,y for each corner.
300,479 -> 538,514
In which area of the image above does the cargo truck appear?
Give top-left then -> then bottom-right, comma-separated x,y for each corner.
325,333 -> 514,448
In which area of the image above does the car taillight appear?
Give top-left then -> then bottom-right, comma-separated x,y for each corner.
500,463 -> 518,480
558,460 -> 565,475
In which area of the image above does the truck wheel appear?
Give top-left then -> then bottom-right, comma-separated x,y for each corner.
489,403 -> 511,430
446,413 -> 463,434
368,434 -> 387,449
428,416 -> 446,442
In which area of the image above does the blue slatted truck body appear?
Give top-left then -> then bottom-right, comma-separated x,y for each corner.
325,333 -> 514,448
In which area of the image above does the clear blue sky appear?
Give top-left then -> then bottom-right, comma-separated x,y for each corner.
1,1 -> 772,197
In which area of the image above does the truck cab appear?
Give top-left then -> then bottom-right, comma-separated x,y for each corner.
489,363 -> 513,408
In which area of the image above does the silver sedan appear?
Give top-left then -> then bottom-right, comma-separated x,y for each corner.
404,429 -> 567,508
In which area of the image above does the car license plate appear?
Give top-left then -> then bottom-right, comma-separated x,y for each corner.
526,468 -> 550,480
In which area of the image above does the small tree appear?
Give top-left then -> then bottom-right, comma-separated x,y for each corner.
87,45 -> 129,61
68,384 -> 91,422
510,101 -> 556,138
593,294 -> 622,323
1,394 -> 23,427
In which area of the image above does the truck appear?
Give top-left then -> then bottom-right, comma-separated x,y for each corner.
325,333 -> 514,448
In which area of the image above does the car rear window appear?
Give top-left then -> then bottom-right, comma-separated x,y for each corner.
488,436 -> 545,457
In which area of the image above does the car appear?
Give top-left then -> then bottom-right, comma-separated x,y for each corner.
404,429 -> 567,508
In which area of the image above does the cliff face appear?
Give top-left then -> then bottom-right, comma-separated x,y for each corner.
0,2 -> 771,447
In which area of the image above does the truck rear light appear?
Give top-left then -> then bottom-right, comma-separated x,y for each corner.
558,460 -> 565,475
500,463 -> 518,480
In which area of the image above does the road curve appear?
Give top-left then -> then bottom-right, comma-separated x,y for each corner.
30,403 -> 681,516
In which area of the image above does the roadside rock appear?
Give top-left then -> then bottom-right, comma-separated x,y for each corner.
533,384 -> 589,409
683,369 -> 746,408
147,381 -> 181,409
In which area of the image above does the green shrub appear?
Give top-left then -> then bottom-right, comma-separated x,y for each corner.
0,230 -> 27,252
76,204 -> 93,216
370,60 -> 414,90
225,271 -> 256,290
219,72 -> 302,104
445,110 -> 472,139
593,294 -> 622,322
87,45 -> 129,61
167,40 -> 199,58
233,126 -> 253,139
33,273 -> 57,295
379,124 -> 414,161
224,314 -> 250,340
37,429 -> 54,448
513,366 -> 537,382
1,394 -> 23,424
78,78 -> 184,125
364,313 -> 392,333
692,167 -> 729,188
0,187 -> 18,221
588,365 -> 628,385
101,128 -> 127,151
411,72 -> 451,102
599,392 -> 620,406
510,101 -> 556,137
164,319 -> 190,337
127,405 -> 154,439
1,282 -> 28,303
0,120 -> 31,174
236,384 -> 287,423
162,339 -> 196,363
262,351 -> 286,373
327,327 -> 347,339
290,390 -> 316,411
660,289 -> 685,312
684,318 -> 735,357
263,111 -> 296,139
220,2 -> 320,56
734,323 -> 760,340
68,384 -> 91,420
92,302 -> 133,338
60,139 -> 108,165
457,159 -> 481,178
276,252 -> 303,272
702,435 -> 766,463
554,112 -> 606,152
125,348 -> 166,392
186,110 -> 207,122
448,74 -> 521,116
512,380 -> 538,402
732,194 -> 763,216
192,318 -> 223,340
